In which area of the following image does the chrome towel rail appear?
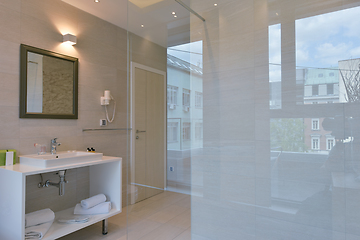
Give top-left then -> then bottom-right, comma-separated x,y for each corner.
82,128 -> 132,132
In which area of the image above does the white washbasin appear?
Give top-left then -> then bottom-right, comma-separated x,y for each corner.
19,151 -> 103,168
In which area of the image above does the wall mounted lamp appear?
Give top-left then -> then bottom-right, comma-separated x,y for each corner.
63,33 -> 77,45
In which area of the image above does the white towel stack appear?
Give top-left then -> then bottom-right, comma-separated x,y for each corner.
74,194 -> 111,215
25,209 -> 55,239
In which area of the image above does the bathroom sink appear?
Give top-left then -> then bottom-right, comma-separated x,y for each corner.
19,151 -> 103,168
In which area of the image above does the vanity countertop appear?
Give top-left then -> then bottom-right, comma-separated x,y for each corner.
0,156 -> 121,176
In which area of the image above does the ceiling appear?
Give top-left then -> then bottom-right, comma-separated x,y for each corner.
61,0 -> 193,47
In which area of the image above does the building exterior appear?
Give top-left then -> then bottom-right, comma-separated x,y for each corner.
166,54 -> 203,191
167,54 -> 203,151
304,118 -> 335,153
302,68 -> 340,104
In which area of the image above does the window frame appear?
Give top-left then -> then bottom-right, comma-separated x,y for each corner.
167,122 -> 179,143
182,122 -> 191,141
182,88 -> 190,107
311,118 -> 320,130
311,136 -> 320,150
195,91 -> 203,109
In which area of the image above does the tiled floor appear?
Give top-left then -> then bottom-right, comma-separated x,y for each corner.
59,191 -> 191,240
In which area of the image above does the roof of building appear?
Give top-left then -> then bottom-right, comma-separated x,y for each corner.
302,68 -> 339,85
167,54 -> 203,76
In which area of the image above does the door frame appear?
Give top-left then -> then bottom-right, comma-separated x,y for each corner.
130,62 -> 167,203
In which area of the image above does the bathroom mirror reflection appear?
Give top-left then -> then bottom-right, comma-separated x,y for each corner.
20,44 -> 78,119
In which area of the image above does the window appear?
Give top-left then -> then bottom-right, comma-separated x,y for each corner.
167,122 -> 178,143
312,85 -> 318,95
319,84 -> 327,95
167,86 -> 178,106
195,122 -> 203,139
183,122 -> 191,141
326,137 -> 335,150
318,73 -> 323,77
304,85 -> 312,97
269,24 -> 282,110
312,119 -> 319,130
183,89 -> 190,107
329,72 -> 334,77
327,84 -> 334,94
195,92 -> 203,108
312,137 -> 320,150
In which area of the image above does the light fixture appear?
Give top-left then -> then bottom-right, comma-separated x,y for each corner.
141,24 -> 144,28
94,0 -> 100,2
172,12 -> 176,15
63,33 -> 77,45
174,15 -> 177,18
214,3 -> 218,6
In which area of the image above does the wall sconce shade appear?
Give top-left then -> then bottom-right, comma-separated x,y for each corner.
63,33 -> 77,45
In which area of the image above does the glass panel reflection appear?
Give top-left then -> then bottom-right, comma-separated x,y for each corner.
296,6 -> 360,105
167,41 -> 203,193
269,24 -> 282,109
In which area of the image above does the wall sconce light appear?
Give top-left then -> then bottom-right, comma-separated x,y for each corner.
63,33 -> 77,45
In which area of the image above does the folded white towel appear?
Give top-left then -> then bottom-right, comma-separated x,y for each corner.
25,209 -> 55,228
74,201 -> 111,215
80,194 -> 106,209
25,220 -> 53,239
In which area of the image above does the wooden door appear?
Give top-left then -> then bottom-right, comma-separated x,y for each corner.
134,67 -> 165,202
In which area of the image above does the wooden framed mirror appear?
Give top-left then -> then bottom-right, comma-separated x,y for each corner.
20,44 -> 78,119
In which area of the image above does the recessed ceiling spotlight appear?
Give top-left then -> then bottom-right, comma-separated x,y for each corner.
172,12 -> 176,15
141,24 -> 144,28
94,0 -> 100,2
276,12 -> 279,16
174,15 -> 177,18
214,3 -> 218,6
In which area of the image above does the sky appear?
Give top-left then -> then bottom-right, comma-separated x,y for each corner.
269,5 -> 360,82
296,5 -> 360,68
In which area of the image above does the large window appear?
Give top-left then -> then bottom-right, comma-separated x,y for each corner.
269,24 -> 281,109
296,6 -> 360,105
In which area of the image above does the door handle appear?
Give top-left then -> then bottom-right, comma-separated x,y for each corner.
136,130 -> 146,133
136,136 -> 139,139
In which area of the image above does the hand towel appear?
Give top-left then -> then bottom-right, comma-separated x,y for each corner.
25,221 -> 53,239
74,201 -> 111,215
25,209 -> 55,228
80,194 -> 106,209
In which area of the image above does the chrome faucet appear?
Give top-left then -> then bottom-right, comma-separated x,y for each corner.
45,170 -> 68,196
51,138 -> 61,154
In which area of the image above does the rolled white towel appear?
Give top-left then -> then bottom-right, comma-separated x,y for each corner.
74,201 -> 111,215
25,209 -> 55,228
80,194 -> 106,209
25,220 -> 53,239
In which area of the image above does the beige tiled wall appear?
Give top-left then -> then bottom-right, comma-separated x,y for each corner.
0,0 -> 166,212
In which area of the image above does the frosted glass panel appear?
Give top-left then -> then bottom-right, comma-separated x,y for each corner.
189,0 -> 360,239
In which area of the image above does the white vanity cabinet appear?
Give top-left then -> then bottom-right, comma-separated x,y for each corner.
0,156 -> 122,240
